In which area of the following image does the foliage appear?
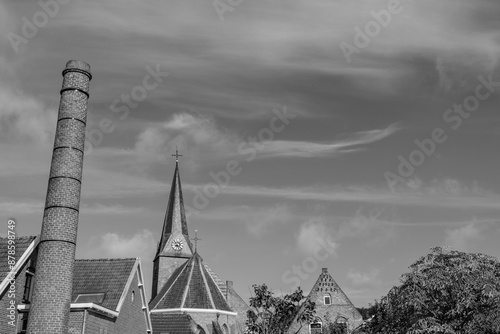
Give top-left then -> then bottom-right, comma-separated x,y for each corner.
365,247 -> 500,334
246,284 -> 316,334
323,321 -> 348,334
356,304 -> 379,321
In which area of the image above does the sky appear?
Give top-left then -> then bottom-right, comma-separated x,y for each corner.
1,0 -> 500,308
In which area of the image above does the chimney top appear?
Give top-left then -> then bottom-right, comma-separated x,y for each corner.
322,268 -> 328,273
63,60 -> 92,79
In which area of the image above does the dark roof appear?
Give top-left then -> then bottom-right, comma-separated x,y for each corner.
150,252 -> 233,313
0,237 -> 137,312
72,258 -> 136,310
0,236 -> 37,282
150,313 -> 195,334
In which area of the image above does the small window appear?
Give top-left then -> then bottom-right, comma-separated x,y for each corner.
74,293 -> 105,304
22,273 -> 34,303
131,290 -> 135,302
324,296 -> 331,305
310,322 -> 322,334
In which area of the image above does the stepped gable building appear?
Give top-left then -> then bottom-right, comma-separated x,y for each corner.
149,154 -> 249,334
0,236 -> 152,334
287,268 -> 363,334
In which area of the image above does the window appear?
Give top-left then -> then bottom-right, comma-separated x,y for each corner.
131,290 -> 135,303
324,295 -> 331,305
22,272 -> 34,303
74,293 -> 105,304
17,313 -> 28,334
335,317 -> 348,334
309,322 -> 322,334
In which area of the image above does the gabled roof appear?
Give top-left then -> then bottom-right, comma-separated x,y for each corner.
150,252 -> 235,315
309,268 -> 359,308
72,258 -> 136,310
156,161 -> 193,258
0,236 -> 152,331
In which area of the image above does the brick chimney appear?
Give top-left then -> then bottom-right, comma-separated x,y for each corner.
27,60 -> 91,334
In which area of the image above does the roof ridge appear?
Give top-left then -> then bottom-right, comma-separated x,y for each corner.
0,235 -> 37,240
75,258 -> 137,262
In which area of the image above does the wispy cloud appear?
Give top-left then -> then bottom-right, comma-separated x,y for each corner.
80,203 -> 144,215
134,113 -> 400,165
201,204 -> 293,237
259,123 -> 400,158
202,179 -> 500,211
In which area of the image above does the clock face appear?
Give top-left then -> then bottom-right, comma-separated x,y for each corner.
171,238 -> 184,251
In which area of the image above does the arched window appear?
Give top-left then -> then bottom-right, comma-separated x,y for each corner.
335,317 -> 348,334
222,324 -> 229,334
197,325 -> 206,334
309,320 -> 322,334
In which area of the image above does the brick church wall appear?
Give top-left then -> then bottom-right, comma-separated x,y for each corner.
225,281 -> 249,334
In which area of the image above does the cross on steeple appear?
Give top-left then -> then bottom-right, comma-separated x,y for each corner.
192,229 -> 201,253
171,148 -> 183,163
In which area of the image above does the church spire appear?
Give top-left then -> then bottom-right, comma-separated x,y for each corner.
155,152 -> 193,259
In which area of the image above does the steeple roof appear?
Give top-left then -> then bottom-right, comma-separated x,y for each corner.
155,161 -> 193,258
149,252 -> 235,314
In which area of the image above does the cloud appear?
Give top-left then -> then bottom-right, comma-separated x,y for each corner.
296,218 -> 337,255
0,200 -> 43,215
347,268 -> 381,287
444,222 -> 483,251
134,113 -> 238,166
208,179 -> 500,211
258,123 -> 400,158
80,203 -> 144,215
135,113 -> 400,166
336,209 -> 397,244
196,204 -> 293,237
86,229 -> 156,259
0,85 -> 57,145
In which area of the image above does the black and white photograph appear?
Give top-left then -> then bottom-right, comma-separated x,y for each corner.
1,0 -> 500,333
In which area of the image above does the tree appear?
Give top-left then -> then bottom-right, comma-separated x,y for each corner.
366,247 -> 500,334
246,284 -> 316,334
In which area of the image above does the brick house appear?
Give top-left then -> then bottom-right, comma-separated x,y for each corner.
0,236 -> 152,334
287,268 -> 363,334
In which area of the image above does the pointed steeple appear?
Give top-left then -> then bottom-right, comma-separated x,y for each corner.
155,158 -> 193,259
